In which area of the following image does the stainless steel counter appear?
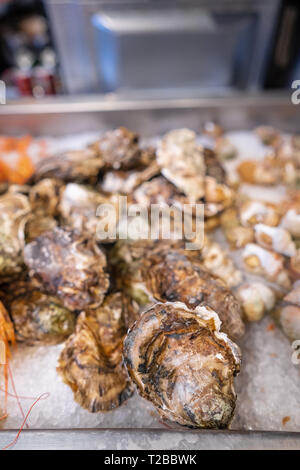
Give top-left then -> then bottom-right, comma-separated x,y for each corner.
0,428 -> 299,450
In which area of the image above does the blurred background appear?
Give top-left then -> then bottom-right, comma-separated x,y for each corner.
0,0 -> 299,100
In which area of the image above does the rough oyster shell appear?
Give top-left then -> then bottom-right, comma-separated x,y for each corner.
91,127 -> 141,170
57,292 -> 134,412
110,240 -> 244,341
9,290 -> 76,345
157,129 -> 206,200
203,148 -> 226,184
0,192 -> 30,281
32,149 -> 103,183
143,249 -> 244,341
58,183 -> 117,239
24,227 -> 109,311
124,302 -> 241,429
101,160 -> 160,195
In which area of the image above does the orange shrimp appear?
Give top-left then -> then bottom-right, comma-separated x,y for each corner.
0,135 -> 35,184
0,301 -> 15,421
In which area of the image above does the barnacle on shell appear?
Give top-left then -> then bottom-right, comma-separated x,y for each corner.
124,302 -> 241,429
57,292 -> 134,412
24,227 -> 109,311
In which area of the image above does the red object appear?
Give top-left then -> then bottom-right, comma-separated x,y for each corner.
14,70 -> 33,96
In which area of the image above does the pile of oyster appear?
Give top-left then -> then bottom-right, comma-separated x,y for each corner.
0,125 -> 299,429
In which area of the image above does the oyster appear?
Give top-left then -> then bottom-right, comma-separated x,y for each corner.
204,176 -> 234,217
202,121 -> 224,139
91,127 -> 141,170
29,178 -> 63,216
110,240 -> 244,340
32,148 -> 103,183
133,176 -> 188,209
101,160 -> 160,194
157,129 -> 206,200
9,291 -> 75,345
143,249 -> 244,340
124,302 -> 241,429
0,192 -> 30,281
203,148 -> 226,184
58,183 -> 117,239
200,240 -> 243,287
57,292 -> 134,412
272,281 -> 300,341
237,159 -> 280,185
24,227 -> 109,311
220,208 -> 254,248
214,137 -> 237,161
255,126 -> 282,147
25,215 -> 57,243
289,249 -> 300,281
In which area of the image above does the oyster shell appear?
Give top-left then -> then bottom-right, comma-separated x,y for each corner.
202,121 -> 224,139
9,290 -> 75,345
25,215 -> 58,243
254,224 -> 296,257
281,209 -> 300,238
58,183 -> 117,239
124,302 -> 241,429
29,178 -> 63,216
255,126 -> 282,147
214,137 -> 237,161
242,243 -> 291,288
220,208 -> 254,248
24,227 -> 109,311
236,282 -> 276,322
32,148 -> 103,183
0,192 -> 30,281
110,240 -> 244,341
91,127 -> 141,170
101,160 -> 160,194
57,292 -> 134,412
203,148 -> 226,184
157,129 -> 206,200
133,176 -> 188,210
239,200 -> 280,227
143,249 -> 244,341
200,240 -> 243,287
